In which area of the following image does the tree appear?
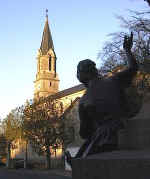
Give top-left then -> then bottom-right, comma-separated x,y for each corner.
0,134 -> 7,162
22,99 -> 64,169
98,10 -> 150,74
3,107 -> 24,168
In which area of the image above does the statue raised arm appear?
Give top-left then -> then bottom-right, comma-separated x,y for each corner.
111,32 -> 138,88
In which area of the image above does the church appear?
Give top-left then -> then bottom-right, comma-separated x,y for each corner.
33,12 -> 85,167
11,12 -> 85,170
34,13 -> 85,104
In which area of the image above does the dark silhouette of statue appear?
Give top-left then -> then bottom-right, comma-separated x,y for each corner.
65,32 -> 138,168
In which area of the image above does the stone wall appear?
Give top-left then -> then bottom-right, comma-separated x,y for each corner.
63,100 -> 84,147
62,99 -> 85,170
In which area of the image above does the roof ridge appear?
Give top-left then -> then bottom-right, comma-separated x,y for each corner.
60,97 -> 80,118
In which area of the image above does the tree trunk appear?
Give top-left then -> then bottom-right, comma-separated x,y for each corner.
24,140 -> 28,169
61,142 -> 66,169
46,146 -> 51,169
6,142 -> 11,168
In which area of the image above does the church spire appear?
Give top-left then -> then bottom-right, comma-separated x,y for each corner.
40,9 -> 54,55
34,11 -> 59,100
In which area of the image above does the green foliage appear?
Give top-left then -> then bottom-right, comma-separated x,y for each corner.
3,107 -> 24,142
0,134 -> 7,157
22,99 -> 65,156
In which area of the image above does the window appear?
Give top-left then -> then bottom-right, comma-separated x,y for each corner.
50,82 -> 52,86
49,57 -> 51,71
54,60 -> 56,72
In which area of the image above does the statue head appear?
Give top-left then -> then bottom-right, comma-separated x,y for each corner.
77,59 -> 98,86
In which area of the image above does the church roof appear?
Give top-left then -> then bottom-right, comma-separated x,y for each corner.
40,16 -> 54,55
35,84 -> 85,105
48,84 -> 85,100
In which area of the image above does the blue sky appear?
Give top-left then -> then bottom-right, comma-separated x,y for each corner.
0,0 -> 147,118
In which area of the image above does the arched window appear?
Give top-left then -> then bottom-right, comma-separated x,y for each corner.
49,57 -> 51,71
54,60 -> 56,73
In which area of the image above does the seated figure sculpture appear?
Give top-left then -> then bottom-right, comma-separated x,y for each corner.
65,32 -> 138,168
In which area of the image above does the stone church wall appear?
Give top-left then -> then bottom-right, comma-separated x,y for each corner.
62,99 -> 84,170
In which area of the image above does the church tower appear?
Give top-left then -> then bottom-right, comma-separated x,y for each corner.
34,12 -> 59,100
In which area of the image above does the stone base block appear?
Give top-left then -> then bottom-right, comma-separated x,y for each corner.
72,150 -> 150,179
118,119 -> 150,150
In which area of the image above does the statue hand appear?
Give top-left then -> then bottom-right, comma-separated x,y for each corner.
123,32 -> 133,53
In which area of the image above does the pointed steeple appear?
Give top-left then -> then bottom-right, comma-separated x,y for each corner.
40,10 -> 54,55
34,10 -> 59,100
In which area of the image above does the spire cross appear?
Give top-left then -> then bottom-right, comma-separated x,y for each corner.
46,9 -> 48,18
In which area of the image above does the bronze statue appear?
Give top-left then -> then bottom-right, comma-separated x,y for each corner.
65,32 -> 138,168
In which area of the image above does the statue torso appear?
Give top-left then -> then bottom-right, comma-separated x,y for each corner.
79,77 -> 123,120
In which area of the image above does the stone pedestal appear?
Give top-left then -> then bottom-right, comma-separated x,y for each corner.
72,150 -> 150,179
119,119 -> 150,150
72,119 -> 150,179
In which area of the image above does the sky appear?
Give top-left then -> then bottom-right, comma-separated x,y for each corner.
0,0 -> 148,119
